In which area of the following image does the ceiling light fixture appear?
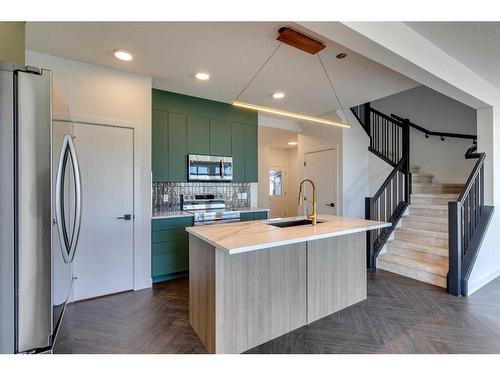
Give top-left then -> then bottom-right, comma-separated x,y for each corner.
288,141 -> 298,146
336,53 -> 347,59
195,72 -> 210,80
272,92 -> 285,99
114,49 -> 133,61
231,101 -> 350,128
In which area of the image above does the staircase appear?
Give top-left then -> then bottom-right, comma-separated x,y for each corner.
377,166 -> 463,288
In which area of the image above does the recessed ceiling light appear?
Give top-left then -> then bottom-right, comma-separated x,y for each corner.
195,72 -> 210,80
288,141 -> 298,146
272,92 -> 285,99
114,49 -> 133,61
336,52 -> 347,59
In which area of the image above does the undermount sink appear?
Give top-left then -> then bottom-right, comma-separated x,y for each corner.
266,219 -> 323,228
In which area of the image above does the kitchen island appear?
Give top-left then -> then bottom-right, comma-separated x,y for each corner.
186,215 -> 390,354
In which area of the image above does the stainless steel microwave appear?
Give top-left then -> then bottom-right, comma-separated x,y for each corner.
188,154 -> 233,181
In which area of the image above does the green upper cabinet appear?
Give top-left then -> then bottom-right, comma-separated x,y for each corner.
152,110 -> 169,182
244,124 -> 258,182
168,112 -> 188,181
187,115 -> 210,155
152,89 -> 258,183
231,123 -> 245,182
210,119 -> 232,156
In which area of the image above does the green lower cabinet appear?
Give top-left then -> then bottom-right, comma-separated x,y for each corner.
151,216 -> 194,283
253,211 -> 269,220
240,210 -> 268,221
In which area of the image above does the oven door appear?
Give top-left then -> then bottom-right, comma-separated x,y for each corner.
188,154 -> 223,181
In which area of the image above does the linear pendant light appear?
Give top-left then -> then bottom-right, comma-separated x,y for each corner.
231,101 -> 350,128
231,27 -> 351,129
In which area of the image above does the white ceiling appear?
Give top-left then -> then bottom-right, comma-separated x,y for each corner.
406,22 -> 500,90
26,22 -> 418,116
259,126 -> 298,149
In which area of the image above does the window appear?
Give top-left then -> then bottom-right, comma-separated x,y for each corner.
269,169 -> 283,196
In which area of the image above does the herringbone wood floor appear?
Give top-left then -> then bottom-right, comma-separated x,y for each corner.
54,270 -> 500,354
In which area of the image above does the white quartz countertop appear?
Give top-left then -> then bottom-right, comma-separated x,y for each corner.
152,207 -> 269,220
152,210 -> 194,219
186,215 -> 391,254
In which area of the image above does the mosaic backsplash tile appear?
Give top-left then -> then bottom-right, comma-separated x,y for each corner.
153,182 -> 251,211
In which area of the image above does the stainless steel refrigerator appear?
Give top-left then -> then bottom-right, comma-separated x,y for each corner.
0,62 -> 82,354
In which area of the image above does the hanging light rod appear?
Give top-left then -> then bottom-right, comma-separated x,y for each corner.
231,101 -> 351,128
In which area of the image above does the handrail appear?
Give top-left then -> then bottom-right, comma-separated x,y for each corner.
457,152 -> 485,203
372,157 -> 406,200
464,144 -> 482,159
372,108 -> 404,127
351,102 -> 411,269
391,113 -> 477,142
448,150 -> 491,297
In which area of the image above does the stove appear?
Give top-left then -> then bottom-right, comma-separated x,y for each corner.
181,194 -> 240,225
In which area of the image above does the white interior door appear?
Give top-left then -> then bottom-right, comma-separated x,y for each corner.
304,149 -> 337,216
73,123 -> 134,300
268,166 -> 287,218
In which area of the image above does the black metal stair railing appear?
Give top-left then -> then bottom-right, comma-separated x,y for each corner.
351,103 -> 411,268
448,148 -> 494,296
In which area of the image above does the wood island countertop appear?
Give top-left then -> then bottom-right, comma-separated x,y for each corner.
186,215 -> 390,254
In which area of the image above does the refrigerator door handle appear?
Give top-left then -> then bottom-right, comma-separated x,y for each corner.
55,134 -> 82,264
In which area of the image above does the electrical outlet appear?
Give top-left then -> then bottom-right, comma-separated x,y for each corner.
163,194 -> 169,202
241,193 -> 247,199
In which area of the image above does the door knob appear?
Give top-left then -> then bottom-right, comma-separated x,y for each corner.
325,203 -> 335,207
117,214 -> 132,220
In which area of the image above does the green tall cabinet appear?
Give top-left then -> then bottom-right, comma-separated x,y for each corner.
152,89 -> 258,182
231,123 -> 245,182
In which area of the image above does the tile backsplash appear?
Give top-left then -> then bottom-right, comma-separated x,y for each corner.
152,182 -> 251,211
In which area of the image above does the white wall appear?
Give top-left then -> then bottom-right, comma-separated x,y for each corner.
341,110 -> 370,218
26,51 -> 153,291
372,85 -> 477,184
368,153 -> 393,196
297,118 -> 344,215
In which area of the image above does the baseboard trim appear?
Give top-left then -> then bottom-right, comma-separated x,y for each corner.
467,267 -> 500,296
134,277 -> 153,291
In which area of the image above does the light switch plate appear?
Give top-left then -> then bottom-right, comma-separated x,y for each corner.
163,194 -> 168,202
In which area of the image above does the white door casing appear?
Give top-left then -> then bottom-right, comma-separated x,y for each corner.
72,123 -> 134,300
304,149 -> 338,216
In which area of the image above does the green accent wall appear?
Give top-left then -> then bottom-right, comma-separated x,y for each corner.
152,89 -> 258,182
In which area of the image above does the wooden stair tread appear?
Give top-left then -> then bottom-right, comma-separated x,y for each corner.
386,239 -> 448,256
411,173 -> 433,177
412,183 -> 464,188
395,227 -> 448,240
411,193 -> 459,198
378,253 -> 448,277
410,203 -> 449,209
403,215 -> 447,224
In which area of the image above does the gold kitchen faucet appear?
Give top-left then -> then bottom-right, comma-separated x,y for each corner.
297,179 -> 317,226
